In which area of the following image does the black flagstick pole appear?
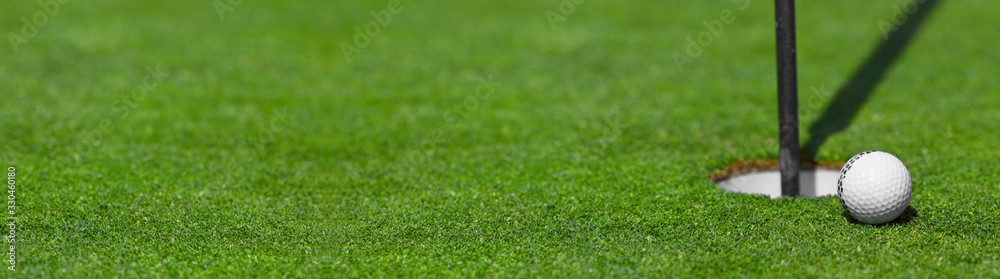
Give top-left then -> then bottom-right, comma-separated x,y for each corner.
776,0 -> 800,197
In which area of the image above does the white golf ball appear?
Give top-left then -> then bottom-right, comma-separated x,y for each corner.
837,150 -> 912,224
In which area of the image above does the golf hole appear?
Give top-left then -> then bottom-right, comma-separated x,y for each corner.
709,160 -> 845,198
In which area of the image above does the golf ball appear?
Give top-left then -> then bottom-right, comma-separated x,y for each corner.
837,150 -> 911,224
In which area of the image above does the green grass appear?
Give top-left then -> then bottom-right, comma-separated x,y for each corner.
3,0 -> 999,277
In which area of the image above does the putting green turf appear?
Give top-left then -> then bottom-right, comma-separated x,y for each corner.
3,0 -> 999,277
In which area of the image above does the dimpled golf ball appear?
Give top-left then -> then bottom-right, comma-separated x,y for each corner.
837,150 -> 911,224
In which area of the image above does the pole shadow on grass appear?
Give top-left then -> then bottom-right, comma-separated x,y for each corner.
802,0 -> 942,162
842,206 -> 918,226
